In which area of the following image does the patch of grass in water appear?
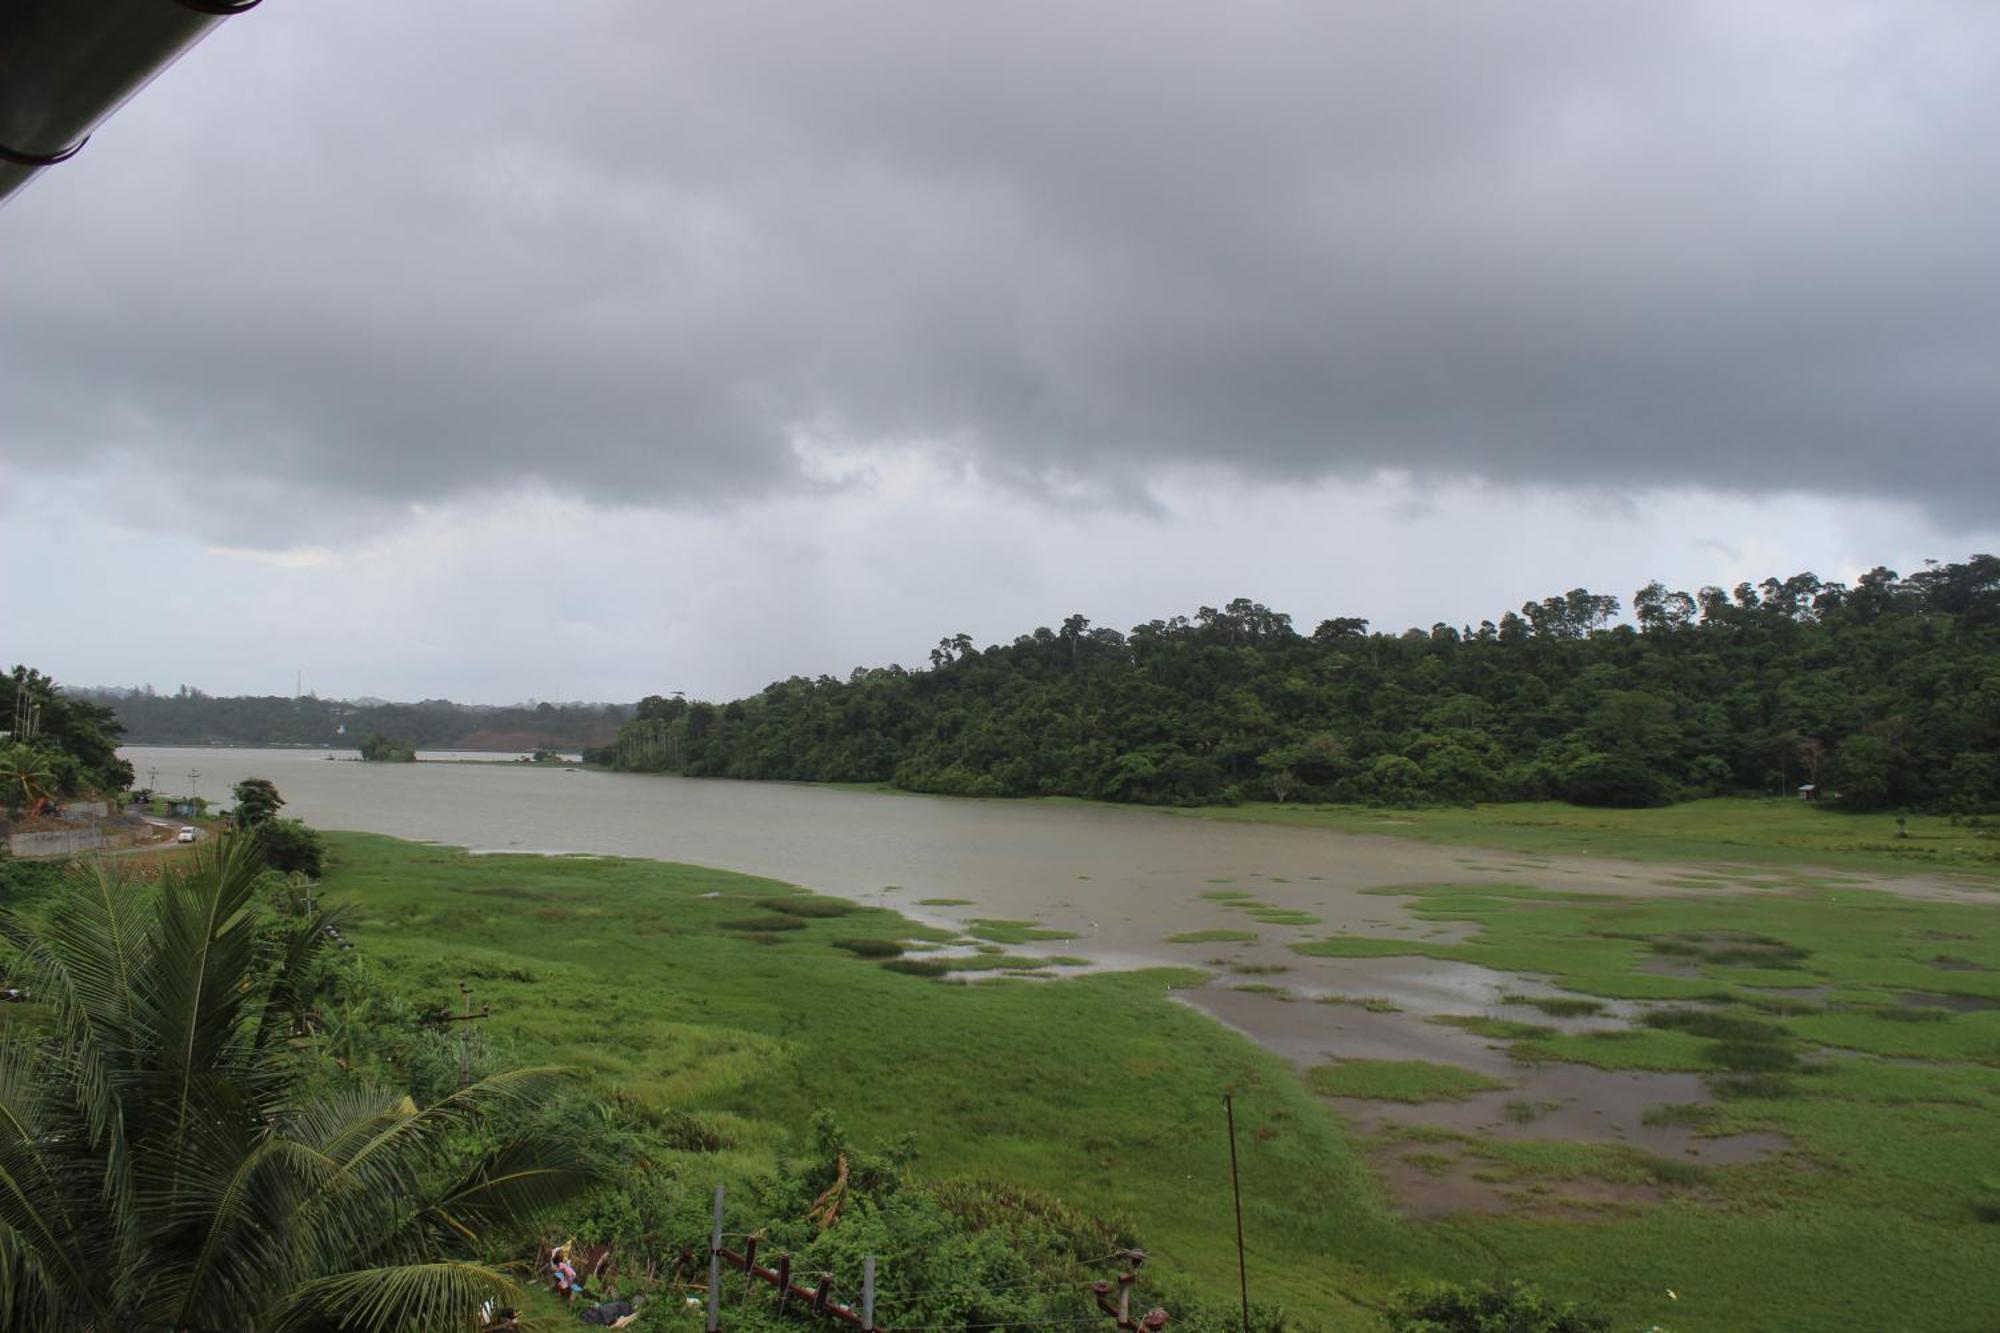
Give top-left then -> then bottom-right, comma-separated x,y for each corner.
916,897 -> 975,906
1430,1014 -> 1557,1041
1400,1150 -> 1456,1177
1315,994 -> 1401,1013
969,918 -> 1080,945
1246,909 -> 1322,926
1306,1059 -> 1511,1103
1641,1102 -> 1722,1128
1499,992 -> 1606,1017
1230,983 -> 1295,1000
1167,929 -> 1257,944
943,953 -> 1056,973
1233,963 -> 1291,976
1504,1098 -> 1559,1124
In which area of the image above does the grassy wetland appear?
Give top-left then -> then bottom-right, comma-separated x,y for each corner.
316,818 -> 2000,1333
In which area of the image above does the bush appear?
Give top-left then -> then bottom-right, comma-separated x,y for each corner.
881,958 -> 948,978
1384,1278 -> 1610,1332
255,819 -> 326,877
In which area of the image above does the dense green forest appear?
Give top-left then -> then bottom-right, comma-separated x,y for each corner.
79,687 -> 629,752
600,557 -> 2000,812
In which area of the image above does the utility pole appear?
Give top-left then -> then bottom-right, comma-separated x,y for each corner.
706,1185 -> 724,1333
1225,1095 -> 1250,1332
187,769 -> 200,816
434,981 -> 490,1087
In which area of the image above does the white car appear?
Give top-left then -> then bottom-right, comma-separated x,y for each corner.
176,826 -> 197,844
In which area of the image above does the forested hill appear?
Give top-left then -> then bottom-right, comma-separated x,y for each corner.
603,557 -> 2000,812
82,689 -> 630,753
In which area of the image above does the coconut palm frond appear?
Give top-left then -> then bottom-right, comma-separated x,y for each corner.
274,1259 -> 528,1333
418,1140 -> 600,1251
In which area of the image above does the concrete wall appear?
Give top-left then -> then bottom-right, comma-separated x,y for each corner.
5,823 -> 147,858
7,828 -> 106,857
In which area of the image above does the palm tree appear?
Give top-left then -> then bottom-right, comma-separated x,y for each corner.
0,835 -> 595,1330
0,743 -> 55,817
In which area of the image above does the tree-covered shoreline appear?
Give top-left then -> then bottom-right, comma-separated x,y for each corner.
80,688 -> 629,753
601,557 -> 2000,813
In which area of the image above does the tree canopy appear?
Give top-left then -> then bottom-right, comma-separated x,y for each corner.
599,557 -> 2000,813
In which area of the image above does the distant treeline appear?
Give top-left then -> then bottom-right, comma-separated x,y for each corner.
83,688 -> 631,753
598,557 -> 2000,812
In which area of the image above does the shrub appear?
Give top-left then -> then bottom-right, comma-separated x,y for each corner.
881,958 -> 948,978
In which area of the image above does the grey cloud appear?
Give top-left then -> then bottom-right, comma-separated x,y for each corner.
4,0 -> 1997,539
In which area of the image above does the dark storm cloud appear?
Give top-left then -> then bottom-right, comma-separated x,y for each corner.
4,0 -> 1996,537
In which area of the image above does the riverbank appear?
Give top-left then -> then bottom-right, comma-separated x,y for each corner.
315,831 -> 2000,1332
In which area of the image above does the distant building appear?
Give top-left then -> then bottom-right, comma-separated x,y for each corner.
1797,783 -> 1820,802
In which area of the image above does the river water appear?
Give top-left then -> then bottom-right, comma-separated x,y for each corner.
121,745 -> 1598,954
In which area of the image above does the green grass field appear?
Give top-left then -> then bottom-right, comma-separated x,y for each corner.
316,832 -> 2000,1332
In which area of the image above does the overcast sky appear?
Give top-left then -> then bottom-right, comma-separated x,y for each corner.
4,1 -> 1996,703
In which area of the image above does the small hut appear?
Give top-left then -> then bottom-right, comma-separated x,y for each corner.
1797,783 -> 1820,802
